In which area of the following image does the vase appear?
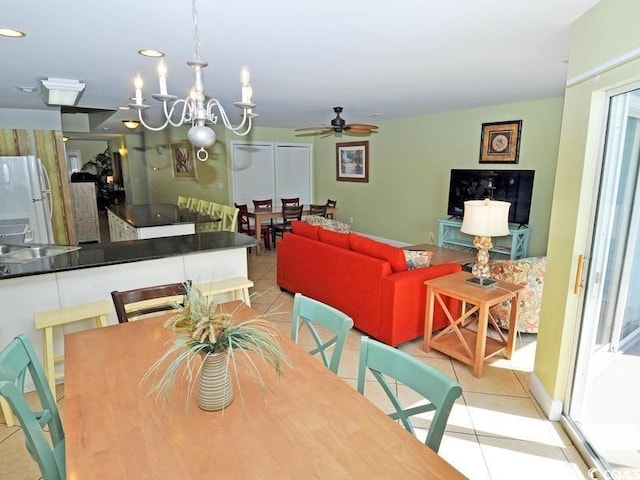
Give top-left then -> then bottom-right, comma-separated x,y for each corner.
198,352 -> 233,411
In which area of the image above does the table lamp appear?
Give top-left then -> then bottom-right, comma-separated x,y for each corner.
460,198 -> 511,287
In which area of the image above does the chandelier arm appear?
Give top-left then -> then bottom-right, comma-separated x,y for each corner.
163,99 -> 193,127
206,99 -> 250,134
135,109 -> 172,132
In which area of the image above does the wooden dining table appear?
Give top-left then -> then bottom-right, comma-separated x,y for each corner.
246,205 -> 338,253
64,301 -> 466,479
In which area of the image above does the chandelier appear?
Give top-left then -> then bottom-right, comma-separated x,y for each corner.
128,0 -> 256,161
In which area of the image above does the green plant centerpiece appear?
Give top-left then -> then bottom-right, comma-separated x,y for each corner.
143,285 -> 289,411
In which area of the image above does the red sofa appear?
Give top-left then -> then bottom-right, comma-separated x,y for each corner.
277,221 -> 462,346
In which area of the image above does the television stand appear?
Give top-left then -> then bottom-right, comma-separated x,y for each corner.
437,219 -> 529,260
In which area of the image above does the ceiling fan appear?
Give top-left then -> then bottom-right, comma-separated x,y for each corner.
295,106 -> 379,136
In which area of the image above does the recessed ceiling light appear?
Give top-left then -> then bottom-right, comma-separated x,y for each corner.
138,49 -> 165,58
118,106 -> 131,110
16,85 -> 37,93
0,28 -> 26,38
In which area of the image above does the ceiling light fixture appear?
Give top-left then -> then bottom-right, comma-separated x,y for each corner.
0,28 -> 26,38
122,120 -> 141,131
128,0 -> 256,161
41,78 -> 86,106
138,49 -> 165,58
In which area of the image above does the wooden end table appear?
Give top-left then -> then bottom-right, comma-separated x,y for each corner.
423,271 -> 523,378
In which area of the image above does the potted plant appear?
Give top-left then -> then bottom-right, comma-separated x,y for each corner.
143,285 -> 289,411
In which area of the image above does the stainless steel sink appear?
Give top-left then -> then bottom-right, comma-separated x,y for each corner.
0,244 -> 80,263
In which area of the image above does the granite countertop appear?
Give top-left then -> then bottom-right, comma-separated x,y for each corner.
108,204 -> 216,228
0,231 -> 256,280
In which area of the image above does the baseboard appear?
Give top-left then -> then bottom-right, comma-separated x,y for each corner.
360,233 -> 410,247
529,372 -> 563,421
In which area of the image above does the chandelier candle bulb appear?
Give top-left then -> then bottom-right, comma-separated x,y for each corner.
134,75 -> 143,105
157,60 -> 168,96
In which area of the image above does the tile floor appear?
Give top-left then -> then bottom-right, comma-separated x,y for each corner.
0,248 -> 591,479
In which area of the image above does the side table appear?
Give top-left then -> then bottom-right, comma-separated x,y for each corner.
423,271 -> 523,378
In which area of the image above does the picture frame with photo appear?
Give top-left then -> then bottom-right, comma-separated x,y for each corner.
336,141 -> 369,182
171,142 -> 198,179
479,120 -> 522,164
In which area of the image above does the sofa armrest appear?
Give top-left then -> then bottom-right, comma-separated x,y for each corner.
379,263 -> 462,346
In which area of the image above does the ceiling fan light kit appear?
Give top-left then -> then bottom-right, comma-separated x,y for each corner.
128,0 -> 257,161
295,106 -> 379,136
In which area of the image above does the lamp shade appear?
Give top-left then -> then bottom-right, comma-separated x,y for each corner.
460,199 -> 510,237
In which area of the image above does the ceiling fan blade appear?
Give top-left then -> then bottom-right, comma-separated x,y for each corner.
295,126 -> 329,131
347,123 -> 379,129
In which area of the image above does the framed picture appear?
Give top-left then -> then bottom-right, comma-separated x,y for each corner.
171,142 -> 198,179
479,120 -> 522,164
336,141 -> 369,182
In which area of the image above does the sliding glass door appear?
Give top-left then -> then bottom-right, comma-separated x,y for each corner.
566,86 -> 640,476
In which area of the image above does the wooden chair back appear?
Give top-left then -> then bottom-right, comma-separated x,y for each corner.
111,282 -> 189,323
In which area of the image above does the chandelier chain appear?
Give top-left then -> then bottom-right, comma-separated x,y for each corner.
192,0 -> 201,62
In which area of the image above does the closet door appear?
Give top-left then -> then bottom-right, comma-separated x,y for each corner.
275,144 -> 312,205
231,142 -> 274,206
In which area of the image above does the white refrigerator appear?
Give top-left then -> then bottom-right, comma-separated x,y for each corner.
0,155 -> 54,244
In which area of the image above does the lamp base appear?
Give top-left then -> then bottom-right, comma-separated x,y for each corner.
465,276 -> 498,288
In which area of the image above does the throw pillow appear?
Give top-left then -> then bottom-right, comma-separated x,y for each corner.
403,250 -> 433,269
305,215 -> 351,233
349,233 -> 407,273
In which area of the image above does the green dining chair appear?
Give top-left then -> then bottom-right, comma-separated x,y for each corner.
221,205 -> 239,232
0,334 -> 65,480
357,336 -> 462,453
291,293 -> 353,374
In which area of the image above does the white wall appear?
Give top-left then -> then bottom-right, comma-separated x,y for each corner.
0,108 -> 62,130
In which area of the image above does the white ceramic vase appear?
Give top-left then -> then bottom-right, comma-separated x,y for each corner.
198,352 -> 233,411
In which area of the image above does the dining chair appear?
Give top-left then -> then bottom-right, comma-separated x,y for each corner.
290,293 -> 353,374
326,199 -> 337,219
111,281 -> 190,323
308,203 -> 328,217
187,197 -> 200,211
281,197 -> 300,207
177,195 -> 190,209
235,203 -> 271,250
197,199 -> 213,216
221,205 -> 239,232
0,334 -> 65,480
357,336 -> 463,453
271,205 -> 303,246
252,199 -> 273,210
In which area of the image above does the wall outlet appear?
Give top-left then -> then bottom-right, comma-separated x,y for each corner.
217,182 -> 224,189
428,231 -> 435,242
349,216 -> 354,224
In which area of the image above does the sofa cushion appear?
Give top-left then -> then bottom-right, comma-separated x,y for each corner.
403,250 -> 433,269
318,228 -> 351,249
291,220 -> 320,240
305,215 -> 351,233
349,233 -> 408,273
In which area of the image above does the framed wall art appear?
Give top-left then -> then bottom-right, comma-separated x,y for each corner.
336,141 -> 369,182
479,120 -> 522,164
171,142 -> 198,179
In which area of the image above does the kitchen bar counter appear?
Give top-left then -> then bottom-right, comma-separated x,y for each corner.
0,231 -> 257,374
107,203 -> 212,228
106,204 -> 217,241
0,231 -> 255,280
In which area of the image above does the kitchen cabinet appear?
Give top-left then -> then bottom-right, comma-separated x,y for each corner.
70,183 -> 99,243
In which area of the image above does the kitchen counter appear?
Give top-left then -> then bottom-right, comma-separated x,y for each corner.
107,203 -> 213,228
0,231 -> 255,279
106,204 -> 219,242
1,231 -> 257,371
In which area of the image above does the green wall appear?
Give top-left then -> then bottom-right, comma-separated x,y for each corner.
534,0 -> 640,404
313,98 -> 563,256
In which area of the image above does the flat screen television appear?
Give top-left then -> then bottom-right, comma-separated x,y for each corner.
447,169 -> 535,226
